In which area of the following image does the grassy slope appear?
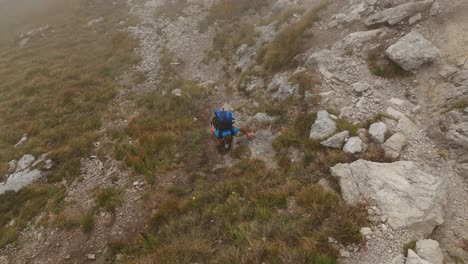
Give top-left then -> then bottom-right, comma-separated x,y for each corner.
0,0 -> 139,247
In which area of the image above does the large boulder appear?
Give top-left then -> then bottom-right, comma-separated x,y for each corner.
331,160 -> 446,234
0,154 -> 43,195
406,249 -> 432,264
383,132 -> 407,159
365,0 -> 434,26
416,239 -> 443,264
386,31 -> 440,71
321,131 -> 350,149
309,110 -> 337,140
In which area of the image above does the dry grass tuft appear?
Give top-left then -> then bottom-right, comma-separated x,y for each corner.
259,1 -> 328,72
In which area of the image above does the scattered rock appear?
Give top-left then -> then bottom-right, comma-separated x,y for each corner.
249,130 -> 276,168
386,31 -> 440,71
8,160 -> 17,173
429,1 -> 440,16
14,133 -> 28,147
364,0 -> 434,26
340,249 -> 351,258
171,88 -> 182,97
43,160 -> 54,170
86,253 -> 96,260
389,98 -> 405,107
416,239 -> 443,264
446,122 -> 468,148
369,122 -> 387,143
321,131 -> 350,149
408,13 -> 422,25
86,17 -> 104,27
343,137 -> 363,153
406,249 -> 431,264
391,253 -> 405,264
336,29 -> 385,49
353,82 -> 371,94
266,72 -> 299,101
331,160 -> 446,235
309,110 -> 337,140
246,113 -> 276,126
383,133 -> 407,159
360,227 -> 373,237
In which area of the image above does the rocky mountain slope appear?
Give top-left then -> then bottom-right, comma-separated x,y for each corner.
0,0 -> 467,263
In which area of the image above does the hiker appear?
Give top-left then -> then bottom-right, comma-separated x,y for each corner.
211,108 -> 254,151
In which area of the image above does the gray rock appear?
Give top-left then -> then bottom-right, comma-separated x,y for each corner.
340,249 -> 351,258
16,154 -> 35,172
416,239 -> 443,264
331,160 -> 446,235
44,160 -> 54,170
309,110 -> 337,140
386,31 -> 440,71
14,133 -> 27,147
365,0 -> 433,26
353,82 -> 371,94
249,130 -> 276,169
430,1 -> 440,16
408,13 -> 422,25
391,254 -> 405,264
383,133 -> 407,159
247,113 -> 276,126
446,122 -> 468,148
271,0 -> 296,13
321,131 -> 350,149
171,88 -> 182,97
86,254 -> 96,260
406,249 -> 432,264
0,169 -> 42,195
8,160 -> 17,173
86,17 -> 104,27
360,227 -> 373,237
335,29 -> 385,49
369,122 -> 387,143
266,73 -> 299,101
343,137 -> 363,153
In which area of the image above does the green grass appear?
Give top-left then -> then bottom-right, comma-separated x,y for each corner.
0,0 -> 139,181
80,211 -> 95,234
207,22 -> 257,61
112,51 -> 208,179
110,160 -> 367,263
0,227 -> 17,248
367,46 -> 410,78
448,98 -> 467,111
403,239 -> 417,256
0,184 -> 66,248
199,0 -> 272,31
259,1 -> 328,72
96,187 -> 123,214
0,0 -> 139,246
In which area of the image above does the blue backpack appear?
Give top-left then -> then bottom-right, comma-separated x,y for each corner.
212,109 -> 235,134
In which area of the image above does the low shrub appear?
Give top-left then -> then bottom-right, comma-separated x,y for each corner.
80,211 -> 95,234
96,187 -> 123,214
